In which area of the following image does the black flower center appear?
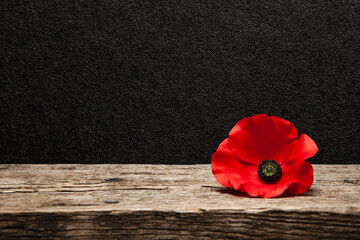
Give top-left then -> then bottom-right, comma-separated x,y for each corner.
258,160 -> 282,183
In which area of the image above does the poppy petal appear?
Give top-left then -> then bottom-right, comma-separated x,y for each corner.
228,114 -> 298,166
287,161 -> 314,195
282,134 -> 318,172
211,139 -> 254,191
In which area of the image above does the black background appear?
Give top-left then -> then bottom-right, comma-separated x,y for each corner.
1,1 -> 359,164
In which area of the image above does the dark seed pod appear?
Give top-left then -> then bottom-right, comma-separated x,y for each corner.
258,160 -> 282,183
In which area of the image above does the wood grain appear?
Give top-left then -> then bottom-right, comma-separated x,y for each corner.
0,164 -> 359,239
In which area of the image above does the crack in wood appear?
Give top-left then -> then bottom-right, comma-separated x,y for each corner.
343,179 -> 360,185
104,178 -> 122,183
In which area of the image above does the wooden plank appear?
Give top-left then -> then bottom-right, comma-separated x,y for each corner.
0,164 -> 359,239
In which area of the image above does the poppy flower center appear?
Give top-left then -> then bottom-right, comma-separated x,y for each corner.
258,160 -> 282,183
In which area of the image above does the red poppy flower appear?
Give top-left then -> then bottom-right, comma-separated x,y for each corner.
211,114 -> 318,198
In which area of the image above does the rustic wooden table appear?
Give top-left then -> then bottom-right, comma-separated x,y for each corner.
0,164 -> 359,239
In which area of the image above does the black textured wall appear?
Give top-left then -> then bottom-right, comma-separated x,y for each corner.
1,1 -> 359,164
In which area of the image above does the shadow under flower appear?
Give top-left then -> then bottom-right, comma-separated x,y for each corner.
213,187 -> 316,198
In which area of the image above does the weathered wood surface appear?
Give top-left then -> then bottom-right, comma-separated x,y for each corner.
0,164 -> 359,239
